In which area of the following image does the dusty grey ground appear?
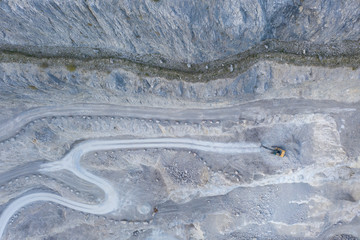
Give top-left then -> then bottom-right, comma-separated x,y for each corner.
0,0 -> 360,239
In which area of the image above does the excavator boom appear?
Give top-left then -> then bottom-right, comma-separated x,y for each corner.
261,145 -> 286,157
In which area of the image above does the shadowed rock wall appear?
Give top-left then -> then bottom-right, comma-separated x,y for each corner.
0,0 -> 359,65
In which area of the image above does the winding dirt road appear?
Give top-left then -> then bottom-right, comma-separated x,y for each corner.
0,100 -> 357,239
0,137 -> 260,239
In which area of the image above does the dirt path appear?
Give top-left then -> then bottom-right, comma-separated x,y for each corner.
0,99 -> 355,142
0,138 -> 261,239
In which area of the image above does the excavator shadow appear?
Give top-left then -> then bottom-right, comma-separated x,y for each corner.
261,144 -> 286,157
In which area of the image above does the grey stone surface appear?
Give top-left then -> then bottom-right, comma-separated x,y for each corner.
0,0 -> 360,239
0,0 -> 359,66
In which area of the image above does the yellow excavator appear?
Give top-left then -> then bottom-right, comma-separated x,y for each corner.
261,145 -> 286,157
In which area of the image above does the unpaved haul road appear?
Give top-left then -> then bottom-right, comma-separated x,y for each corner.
0,100 -> 357,239
0,99 -> 355,142
0,138 -> 260,239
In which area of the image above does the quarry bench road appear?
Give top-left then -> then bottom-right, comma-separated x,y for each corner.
0,99 -> 358,239
0,138 -> 262,239
0,99 -> 355,142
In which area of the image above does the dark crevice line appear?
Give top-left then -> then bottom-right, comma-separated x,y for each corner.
0,39 -> 359,82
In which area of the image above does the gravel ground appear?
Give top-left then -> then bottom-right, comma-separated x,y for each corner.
0,0 -> 359,239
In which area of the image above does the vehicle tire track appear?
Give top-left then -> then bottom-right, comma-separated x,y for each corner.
0,138 -> 260,239
0,100 -> 355,142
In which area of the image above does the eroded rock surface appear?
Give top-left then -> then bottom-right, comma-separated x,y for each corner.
0,0 -> 359,239
0,0 -> 359,66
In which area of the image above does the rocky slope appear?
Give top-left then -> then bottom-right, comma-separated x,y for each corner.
0,0 -> 359,68
0,0 -> 359,240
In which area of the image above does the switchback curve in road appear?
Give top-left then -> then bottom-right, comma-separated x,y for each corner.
0,138 -> 260,239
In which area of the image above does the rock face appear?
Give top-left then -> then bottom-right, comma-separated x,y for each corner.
0,1 -> 360,240
0,0 -> 359,65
